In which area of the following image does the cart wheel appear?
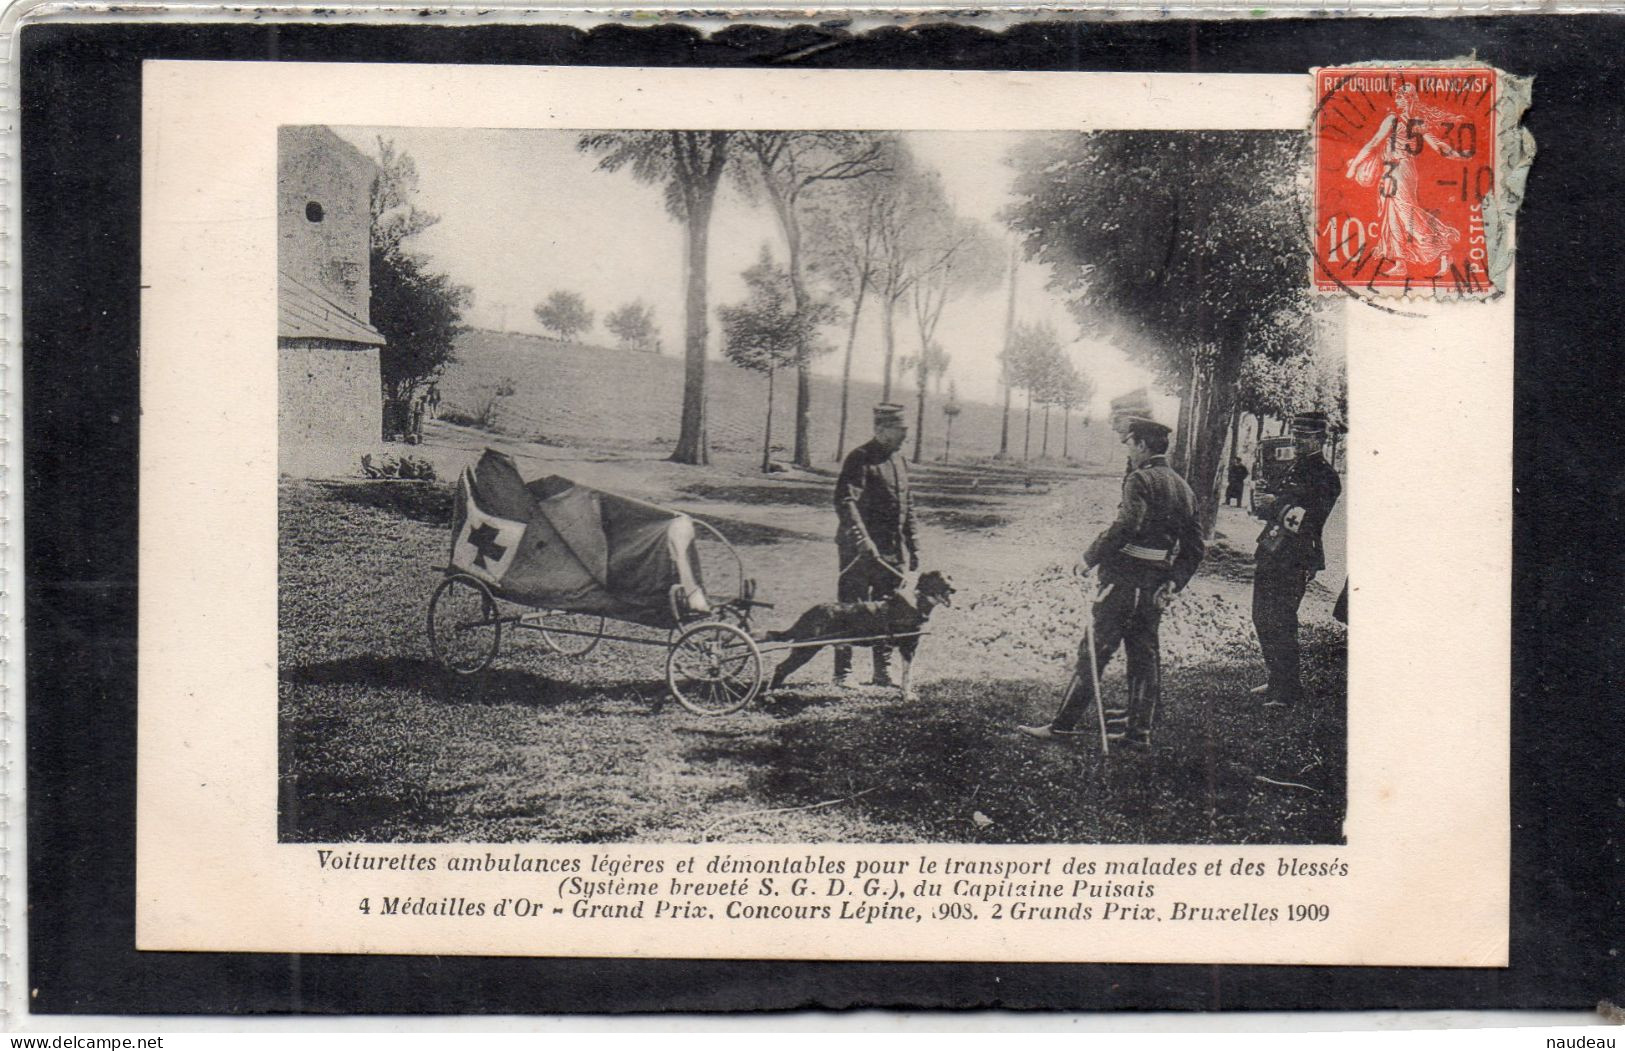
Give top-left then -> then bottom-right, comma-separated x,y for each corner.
539,612 -> 606,657
666,622 -> 763,716
427,575 -> 501,674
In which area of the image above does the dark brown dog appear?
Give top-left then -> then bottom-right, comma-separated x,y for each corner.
765,570 -> 956,700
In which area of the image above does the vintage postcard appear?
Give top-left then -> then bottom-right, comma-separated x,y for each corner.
136,62 -> 1514,965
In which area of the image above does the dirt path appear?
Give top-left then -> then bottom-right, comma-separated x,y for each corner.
391,421 -> 1343,689
282,430 -> 1349,844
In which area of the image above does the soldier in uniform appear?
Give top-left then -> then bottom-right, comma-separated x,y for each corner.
833,403 -> 919,688
1225,456 -> 1250,507
1250,411 -> 1342,707
1019,414 -> 1205,751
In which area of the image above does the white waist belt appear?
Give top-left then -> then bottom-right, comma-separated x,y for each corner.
1122,544 -> 1171,561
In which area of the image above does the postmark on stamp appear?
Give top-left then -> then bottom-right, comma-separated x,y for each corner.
1312,64 -> 1531,299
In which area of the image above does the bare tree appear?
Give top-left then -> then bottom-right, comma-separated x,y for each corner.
804,162 -> 894,461
899,342 -> 951,464
996,239 -> 1020,459
578,131 -> 736,465
737,132 -> 892,468
867,149 -> 951,402
905,215 -> 1002,461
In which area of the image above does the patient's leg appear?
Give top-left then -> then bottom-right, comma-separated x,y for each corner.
666,516 -> 710,613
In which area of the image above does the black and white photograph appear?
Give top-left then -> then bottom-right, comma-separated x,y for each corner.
275,122 -> 1349,847
25,10 -> 1625,1017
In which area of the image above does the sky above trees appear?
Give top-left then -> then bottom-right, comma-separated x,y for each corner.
332,126 -> 1170,417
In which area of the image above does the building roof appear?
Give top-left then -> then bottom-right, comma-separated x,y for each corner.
278,270 -> 386,346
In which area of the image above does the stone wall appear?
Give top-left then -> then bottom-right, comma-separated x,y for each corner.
279,339 -> 383,477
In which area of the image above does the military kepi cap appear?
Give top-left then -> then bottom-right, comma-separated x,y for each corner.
1290,411 -> 1329,435
873,403 -> 907,426
1108,388 -> 1155,434
1127,418 -> 1172,438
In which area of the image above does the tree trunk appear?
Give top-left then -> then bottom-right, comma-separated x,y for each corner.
1023,390 -> 1033,461
944,416 -> 954,460
1172,383 -> 1193,475
752,154 -> 814,468
834,279 -> 867,461
794,367 -> 812,468
912,371 -> 927,463
1189,346 -> 1245,536
1041,404 -> 1051,457
672,197 -> 713,465
998,381 -> 1013,459
997,240 -> 1018,459
786,245 -> 813,469
1190,370 -> 1205,471
761,366 -> 776,473
1219,405 -> 1238,480
1254,413 -> 1265,450
1181,355 -> 1206,477
1062,410 -> 1071,459
880,299 -> 898,402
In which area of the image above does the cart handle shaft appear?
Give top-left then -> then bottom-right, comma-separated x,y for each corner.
758,630 -> 925,652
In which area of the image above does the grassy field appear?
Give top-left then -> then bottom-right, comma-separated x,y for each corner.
279,439 -> 1347,845
436,329 -> 1120,467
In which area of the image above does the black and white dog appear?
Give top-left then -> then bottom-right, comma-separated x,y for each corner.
765,570 -> 956,700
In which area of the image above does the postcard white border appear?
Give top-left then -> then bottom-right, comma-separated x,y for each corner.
137,62 -> 1509,965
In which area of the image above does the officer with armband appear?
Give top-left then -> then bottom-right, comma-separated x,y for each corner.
1250,411 -> 1342,707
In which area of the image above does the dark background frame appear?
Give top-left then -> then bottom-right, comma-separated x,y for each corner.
22,14 -> 1624,1014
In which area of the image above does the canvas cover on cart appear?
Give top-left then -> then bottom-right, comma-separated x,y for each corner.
449,448 -> 706,625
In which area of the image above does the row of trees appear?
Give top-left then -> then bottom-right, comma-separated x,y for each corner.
1000,320 -> 1097,461
532,290 -> 664,354
1007,130 -> 1324,533
371,127 -> 1332,514
365,131 -> 1027,466
578,130 -> 1013,469
720,243 -> 1030,471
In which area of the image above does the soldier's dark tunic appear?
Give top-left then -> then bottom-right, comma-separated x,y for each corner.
1051,454 -> 1205,744
1226,461 -> 1249,505
833,438 -> 918,680
1250,449 -> 1341,702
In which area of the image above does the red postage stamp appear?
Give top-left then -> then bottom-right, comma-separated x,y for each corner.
1313,65 -> 1500,296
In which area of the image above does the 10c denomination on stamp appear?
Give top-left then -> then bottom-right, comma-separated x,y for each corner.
1313,65 -> 1499,297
